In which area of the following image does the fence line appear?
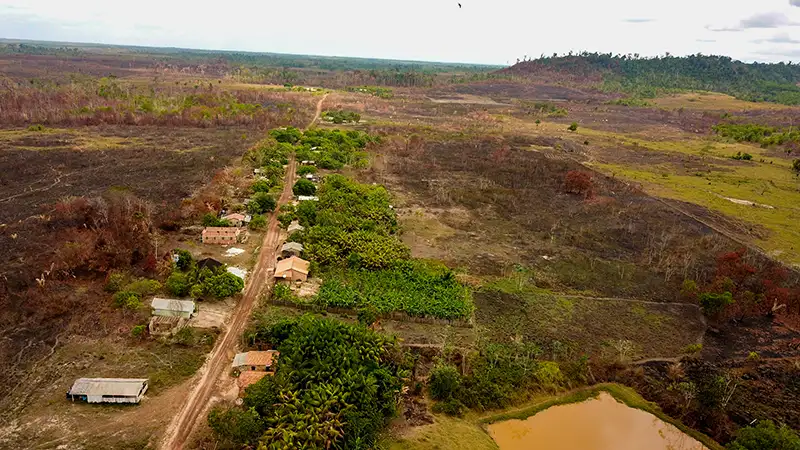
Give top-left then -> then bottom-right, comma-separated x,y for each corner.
268,298 -> 474,328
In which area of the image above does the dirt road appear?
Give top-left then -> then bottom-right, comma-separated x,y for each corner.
160,94 -> 326,450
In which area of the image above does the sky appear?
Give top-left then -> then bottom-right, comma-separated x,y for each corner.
3,0 -> 800,65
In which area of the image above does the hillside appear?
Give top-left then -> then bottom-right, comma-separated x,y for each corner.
499,53 -> 800,104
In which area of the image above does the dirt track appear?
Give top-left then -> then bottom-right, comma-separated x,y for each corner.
160,94 -> 327,450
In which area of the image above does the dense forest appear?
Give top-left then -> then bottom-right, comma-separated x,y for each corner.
502,53 -> 800,104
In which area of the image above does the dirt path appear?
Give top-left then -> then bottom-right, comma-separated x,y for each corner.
159,95 -> 326,450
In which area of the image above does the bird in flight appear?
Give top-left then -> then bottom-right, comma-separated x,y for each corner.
458,3 -> 462,8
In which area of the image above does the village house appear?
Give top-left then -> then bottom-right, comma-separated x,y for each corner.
274,256 -> 310,282
151,298 -> 196,319
280,242 -> 304,259
297,195 -> 319,202
232,350 -> 280,372
287,221 -> 304,234
201,227 -> 242,245
197,257 -> 224,273
300,160 -> 316,166
222,213 -> 250,227
66,378 -> 148,404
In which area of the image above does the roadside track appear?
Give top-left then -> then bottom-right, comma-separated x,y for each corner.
160,94 -> 327,449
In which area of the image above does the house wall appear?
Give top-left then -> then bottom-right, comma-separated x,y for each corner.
236,364 -> 270,372
152,309 -> 192,319
202,234 -> 239,245
86,395 -> 141,404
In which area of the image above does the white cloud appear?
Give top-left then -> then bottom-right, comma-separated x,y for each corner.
1,0 -> 800,64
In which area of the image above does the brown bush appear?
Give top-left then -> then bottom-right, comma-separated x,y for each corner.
564,170 -> 594,197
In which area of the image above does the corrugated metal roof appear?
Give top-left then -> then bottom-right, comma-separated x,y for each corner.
68,378 -> 148,397
281,242 -> 304,253
274,256 -> 310,277
151,298 -> 195,314
222,213 -> 246,221
232,351 -> 279,368
287,222 -> 305,232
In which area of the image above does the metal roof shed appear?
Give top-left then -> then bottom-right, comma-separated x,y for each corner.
67,378 -> 149,404
151,298 -> 196,319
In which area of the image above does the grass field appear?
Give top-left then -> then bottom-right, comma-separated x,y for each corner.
476,280 -> 705,360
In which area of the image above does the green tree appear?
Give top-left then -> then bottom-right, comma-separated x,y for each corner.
699,291 -> 734,317
208,406 -> 263,447
728,420 -> 800,450
113,291 -> 141,309
249,214 -> 268,230
202,213 -> 229,227
175,250 -> 194,271
243,375 -> 280,417
202,272 -> 244,298
568,122 -> 579,131
248,192 -> 277,214
293,179 -> 317,196
166,271 -> 192,297
251,179 -> 272,193
429,365 -> 461,400
297,165 -> 317,176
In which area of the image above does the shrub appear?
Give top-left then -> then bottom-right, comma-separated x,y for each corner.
564,170 -> 593,197
243,375 -> 280,417
731,151 -> 753,161
113,291 -> 141,309
683,343 -> 703,354
131,325 -> 146,338
728,420 -> 800,450
297,165 -> 317,176
251,179 -> 272,193
322,110 -> 361,124
277,212 -> 294,228
699,291 -> 734,316
174,327 -> 196,346
202,272 -> 244,298
166,271 -> 192,297
292,179 -> 317,196
104,271 -> 127,293
568,122 -> 579,131
249,214 -> 268,230
248,192 -> 276,214
429,365 -> 461,400
357,305 -> 379,327
792,159 -> 800,175
27,124 -> 46,132
432,398 -> 465,417
124,279 -> 162,296
202,213 -> 230,227
208,406 -> 263,447
175,250 -> 194,271
268,127 -> 302,144
533,361 -> 564,390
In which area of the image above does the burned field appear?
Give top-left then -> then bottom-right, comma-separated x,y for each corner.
368,131 -> 732,300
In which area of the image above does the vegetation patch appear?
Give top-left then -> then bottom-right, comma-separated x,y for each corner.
209,316 -> 408,449
322,110 -> 361,124
316,260 -> 474,320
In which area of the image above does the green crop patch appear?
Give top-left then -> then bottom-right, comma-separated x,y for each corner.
317,260 -> 474,320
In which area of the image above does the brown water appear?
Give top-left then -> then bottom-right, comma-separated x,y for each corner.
487,392 -> 706,450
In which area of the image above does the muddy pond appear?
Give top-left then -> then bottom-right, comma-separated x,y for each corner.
487,392 -> 706,450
